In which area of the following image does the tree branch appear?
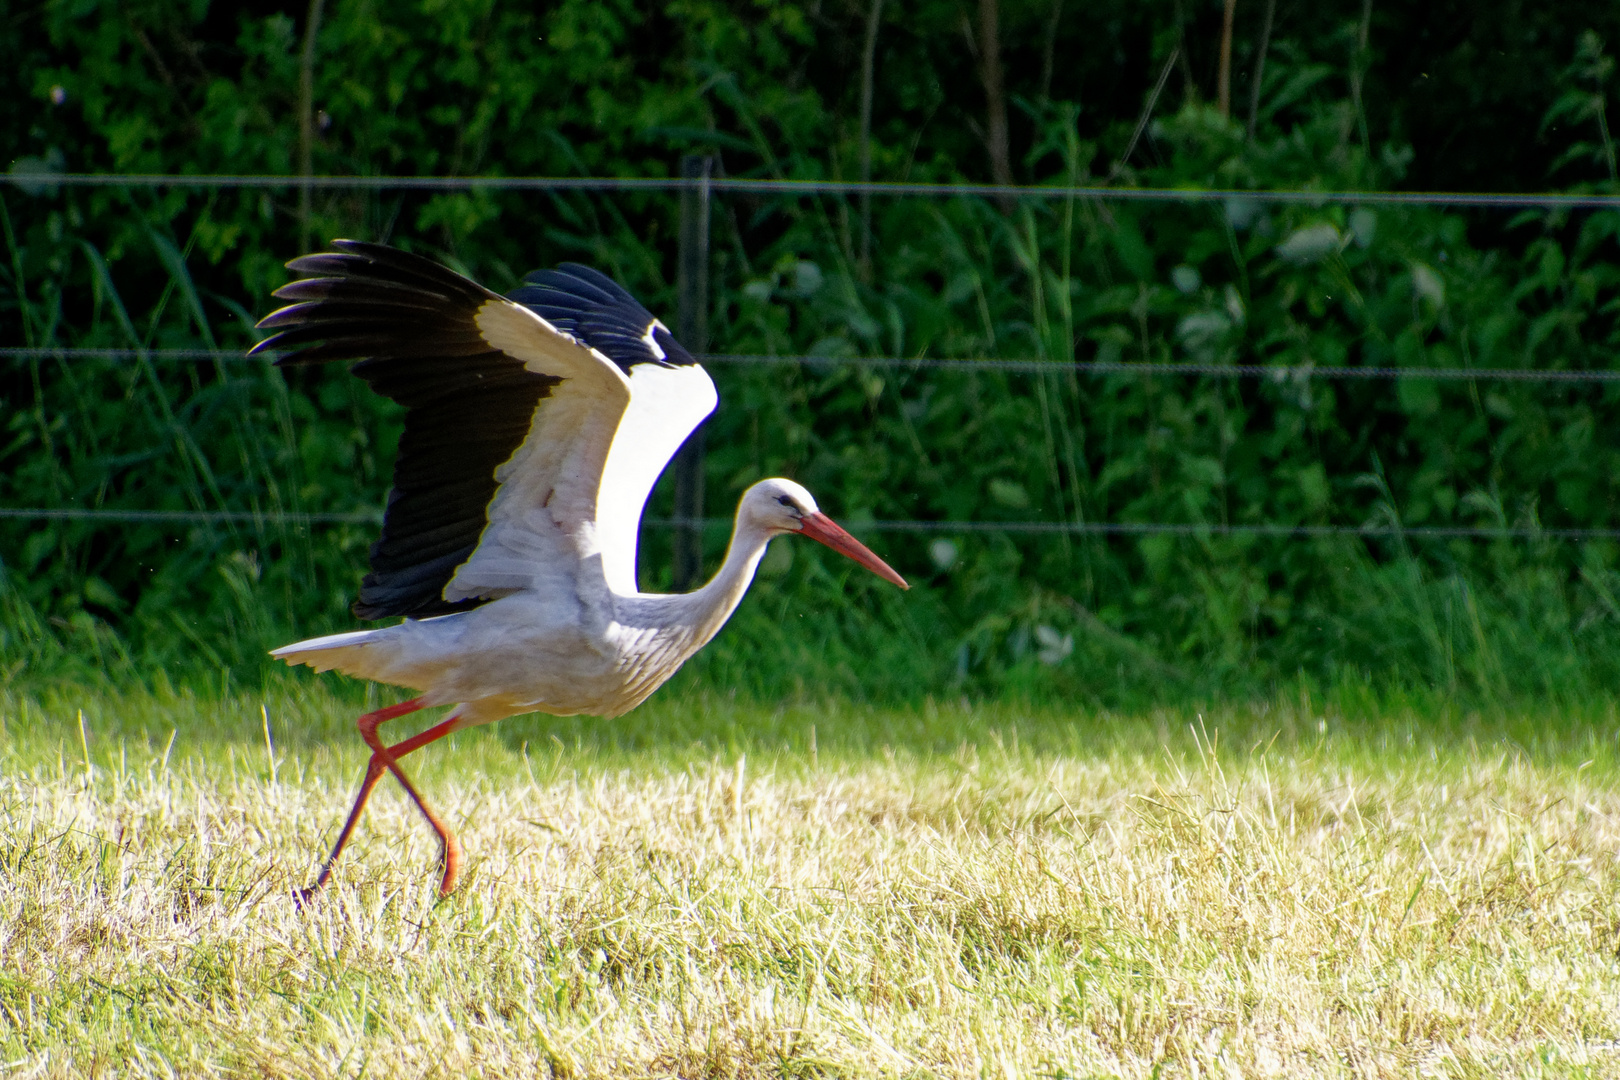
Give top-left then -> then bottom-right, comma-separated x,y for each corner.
858,0 -> 885,278
298,0 -> 327,254
1217,0 -> 1238,118
976,0 -> 1015,212
1246,0 -> 1277,139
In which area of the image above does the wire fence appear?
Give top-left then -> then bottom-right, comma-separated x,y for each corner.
6,507 -> 1616,542
5,347 -> 1620,382
7,349 -> 1617,537
5,172 -> 1619,546
9,172 -> 1620,209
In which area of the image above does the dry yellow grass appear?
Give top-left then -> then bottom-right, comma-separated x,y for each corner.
2,686 -> 1619,1077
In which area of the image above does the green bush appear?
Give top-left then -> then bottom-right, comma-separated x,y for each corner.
4,2 -> 1620,708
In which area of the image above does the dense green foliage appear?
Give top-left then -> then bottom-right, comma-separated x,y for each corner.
5,1 -> 1620,706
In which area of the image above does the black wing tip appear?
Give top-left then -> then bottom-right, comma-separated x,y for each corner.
555,262 -> 635,298
516,263 -> 644,309
247,327 -> 310,364
282,240 -> 500,296
353,540 -> 490,619
256,241 -> 509,365
351,595 -> 488,620
283,238 -> 379,268
523,261 -> 619,288
506,262 -> 700,371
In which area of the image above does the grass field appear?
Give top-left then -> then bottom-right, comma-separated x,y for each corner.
3,681 -> 1620,1078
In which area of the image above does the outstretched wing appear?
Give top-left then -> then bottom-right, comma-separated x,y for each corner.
507,264 -> 717,595
251,240 -> 713,619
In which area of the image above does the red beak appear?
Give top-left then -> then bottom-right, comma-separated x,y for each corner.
797,513 -> 909,589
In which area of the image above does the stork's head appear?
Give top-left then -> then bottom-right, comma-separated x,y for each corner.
741,478 -> 909,589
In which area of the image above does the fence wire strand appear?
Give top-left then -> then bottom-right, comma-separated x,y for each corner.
4,348 -> 1618,383
5,508 -> 1616,542
9,172 -> 1620,209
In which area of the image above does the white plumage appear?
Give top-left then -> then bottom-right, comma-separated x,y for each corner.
252,241 -> 907,898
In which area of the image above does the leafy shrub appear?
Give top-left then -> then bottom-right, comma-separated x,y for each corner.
4,3 -> 1620,709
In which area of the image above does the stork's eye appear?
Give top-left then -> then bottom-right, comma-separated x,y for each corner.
776,495 -> 796,508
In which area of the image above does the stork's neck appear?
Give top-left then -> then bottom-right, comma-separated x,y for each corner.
669,514 -> 775,649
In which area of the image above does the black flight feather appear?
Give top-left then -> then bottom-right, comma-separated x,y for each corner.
251,240 -> 561,620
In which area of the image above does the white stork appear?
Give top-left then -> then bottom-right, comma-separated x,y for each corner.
251,240 -> 908,899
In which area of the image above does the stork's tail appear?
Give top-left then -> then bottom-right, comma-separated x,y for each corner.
271,628 -> 386,676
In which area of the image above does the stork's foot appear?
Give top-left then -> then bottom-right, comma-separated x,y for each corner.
293,851 -> 345,907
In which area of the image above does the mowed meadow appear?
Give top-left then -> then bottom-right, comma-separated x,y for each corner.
10,2 -> 1620,1076
4,682 -> 1620,1077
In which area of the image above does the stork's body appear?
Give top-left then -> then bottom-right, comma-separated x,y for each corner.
273,501 -> 785,723
252,242 -> 905,899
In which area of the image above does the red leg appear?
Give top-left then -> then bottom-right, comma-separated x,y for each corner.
363,716 -> 467,896
298,754 -> 388,904
299,698 -> 468,902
